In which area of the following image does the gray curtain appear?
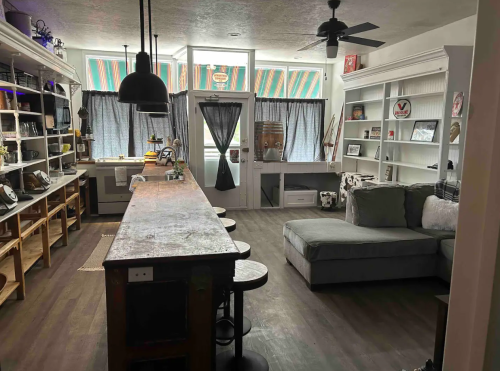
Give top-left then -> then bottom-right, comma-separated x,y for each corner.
170,91 -> 189,164
255,98 -> 326,162
199,102 -> 242,191
83,91 -> 173,158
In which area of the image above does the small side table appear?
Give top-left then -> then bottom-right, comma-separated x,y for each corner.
434,295 -> 449,371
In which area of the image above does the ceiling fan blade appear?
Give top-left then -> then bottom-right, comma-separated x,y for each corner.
341,22 -> 379,36
340,36 -> 385,48
297,38 -> 327,51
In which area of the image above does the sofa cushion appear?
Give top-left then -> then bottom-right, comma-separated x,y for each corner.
349,185 -> 407,228
283,218 -> 438,262
411,227 -> 456,241
404,183 -> 434,228
439,239 -> 455,262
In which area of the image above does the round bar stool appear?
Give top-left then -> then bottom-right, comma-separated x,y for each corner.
214,207 -> 227,218
217,260 -> 269,371
234,241 -> 251,260
221,218 -> 236,233
216,241 -> 252,344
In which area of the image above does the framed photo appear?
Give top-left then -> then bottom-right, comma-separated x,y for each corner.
352,105 -> 364,120
410,120 -> 438,142
374,146 -> 380,160
385,165 -> 393,181
370,126 -> 381,139
346,144 -> 361,157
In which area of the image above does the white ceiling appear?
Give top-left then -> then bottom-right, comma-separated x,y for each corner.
18,0 -> 476,63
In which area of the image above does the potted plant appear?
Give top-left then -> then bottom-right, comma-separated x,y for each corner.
0,145 -> 8,168
173,160 -> 185,180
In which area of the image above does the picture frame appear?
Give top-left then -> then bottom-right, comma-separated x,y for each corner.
410,120 -> 438,142
374,146 -> 380,160
385,165 -> 393,181
346,144 -> 361,157
352,105 -> 364,120
370,126 -> 381,140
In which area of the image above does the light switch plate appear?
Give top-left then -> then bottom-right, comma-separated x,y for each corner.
128,267 -> 153,282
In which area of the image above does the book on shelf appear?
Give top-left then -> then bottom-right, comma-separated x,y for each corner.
344,55 -> 360,74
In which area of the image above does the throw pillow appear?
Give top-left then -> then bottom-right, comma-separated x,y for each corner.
404,184 -> 435,228
349,185 -> 407,228
434,179 -> 460,202
422,195 -> 459,231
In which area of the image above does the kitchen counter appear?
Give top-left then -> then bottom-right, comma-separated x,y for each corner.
103,163 -> 239,371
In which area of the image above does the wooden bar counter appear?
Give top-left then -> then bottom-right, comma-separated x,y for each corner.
103,164 -> 239,371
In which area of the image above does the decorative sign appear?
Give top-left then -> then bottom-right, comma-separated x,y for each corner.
452,92 -> 464,117
213,72 -> 229,83
393,99 -> 411,119
230,149 -> 239,163
370,126 -> 381,140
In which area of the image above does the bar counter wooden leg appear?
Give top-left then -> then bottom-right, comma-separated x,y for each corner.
61,208 -> 68,246
8,214 -> 24,300
40,198 -> 50,268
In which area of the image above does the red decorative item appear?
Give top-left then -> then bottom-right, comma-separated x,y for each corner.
452,92 -> 464,117
230,149 -> 239,163
344,55 -> 359,74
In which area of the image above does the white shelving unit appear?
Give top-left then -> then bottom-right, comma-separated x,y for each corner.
0,20 -> 80,189
340,46 -> 473,185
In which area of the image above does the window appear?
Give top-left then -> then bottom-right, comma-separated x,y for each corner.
87,56 -> 127,92
288,68 -> 322,99
86,55 -> 174,93
192,50 -> 248,92
255,67 -> 286,98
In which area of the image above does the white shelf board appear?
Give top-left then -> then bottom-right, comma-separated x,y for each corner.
44,92 -> 69,100
385,117 -> 442,121
345,138 -> 380,142
48,151 -> 75,160
3,136 -> 45,141
345,98 -> 382,105
345,119 -> 382,123
384,140 -> 439,146
0,110 -> 42,116
383,160 -> 438,172
0,81 -> 40,94
0,158 -> 46,174
47,133 -> 73,138
386,92 -> 444,100
344,155 -> 379,163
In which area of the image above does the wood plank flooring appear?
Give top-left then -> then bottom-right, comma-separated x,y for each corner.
0,209 -> 449,371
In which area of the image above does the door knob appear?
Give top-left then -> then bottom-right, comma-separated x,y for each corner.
241,158 -> 246,163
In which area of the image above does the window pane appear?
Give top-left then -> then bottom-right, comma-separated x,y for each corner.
204,120 -> 240,146
87,57 -> 128,92
255,67 -> 286,98
287,68 -> 322,98
193,50 -> 248,92
204,148 -> 240,187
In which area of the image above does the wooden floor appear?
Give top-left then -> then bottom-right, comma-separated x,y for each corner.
0,209 -> 449,371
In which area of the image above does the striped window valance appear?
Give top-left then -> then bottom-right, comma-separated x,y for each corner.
87,57 -> 173,93
287,69 -> 322,99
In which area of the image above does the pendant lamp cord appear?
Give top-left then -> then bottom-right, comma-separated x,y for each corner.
148,0 -> 153,71
154,34 -> 158,75
139,0 -> 145,52
124,45 -> 128,74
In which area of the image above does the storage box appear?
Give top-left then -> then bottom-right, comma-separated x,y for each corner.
284,189 -> 317,208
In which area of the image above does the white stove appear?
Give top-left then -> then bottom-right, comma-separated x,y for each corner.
96,157 -> 145,214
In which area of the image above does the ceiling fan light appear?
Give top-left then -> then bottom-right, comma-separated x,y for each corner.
326,39 -> 339,58
118,51 -> 168,104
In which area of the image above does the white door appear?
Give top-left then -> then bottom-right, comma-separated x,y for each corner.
193,95 -> 249,209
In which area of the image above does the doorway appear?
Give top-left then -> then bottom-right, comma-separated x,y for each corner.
191,92 -> 252,209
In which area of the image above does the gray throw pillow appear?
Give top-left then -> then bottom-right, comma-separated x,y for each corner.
350,185 -> 407,228
404,184 -> 434,228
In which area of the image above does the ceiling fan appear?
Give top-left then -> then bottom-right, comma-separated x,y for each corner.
298,0 -> 385,58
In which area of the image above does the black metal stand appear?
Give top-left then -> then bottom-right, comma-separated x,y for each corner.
216,290 -> 269,371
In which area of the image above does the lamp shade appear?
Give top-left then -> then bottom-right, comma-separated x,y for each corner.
118,51 -> 168,104
137,102 -> 169,114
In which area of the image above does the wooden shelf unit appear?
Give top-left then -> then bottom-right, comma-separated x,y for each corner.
340,46 -> 473,185
0,170 -> 86,306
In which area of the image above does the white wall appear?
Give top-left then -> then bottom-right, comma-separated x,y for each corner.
329,15 -> 477,159
67,49 -> 85,129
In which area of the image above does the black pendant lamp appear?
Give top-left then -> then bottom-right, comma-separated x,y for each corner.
118,0 -> 167,105
138,33 -> 170,116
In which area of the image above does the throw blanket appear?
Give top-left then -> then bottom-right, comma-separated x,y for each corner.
434,179 -> 460,203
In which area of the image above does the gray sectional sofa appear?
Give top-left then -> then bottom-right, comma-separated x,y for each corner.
284,184 -> 455,290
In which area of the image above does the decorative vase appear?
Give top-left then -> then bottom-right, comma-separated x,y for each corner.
179,175 -> 184,181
